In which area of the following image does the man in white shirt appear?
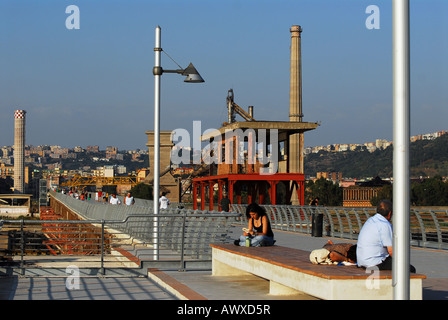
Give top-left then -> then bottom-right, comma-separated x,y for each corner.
109,194 -> 121,205
124,193 -> 135,206
357,199 -> 415,272
159,192 -> 170,209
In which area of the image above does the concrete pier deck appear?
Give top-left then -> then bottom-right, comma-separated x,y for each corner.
1,229 -> 447,301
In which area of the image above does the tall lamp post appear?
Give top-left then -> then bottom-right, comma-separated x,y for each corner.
152,25 -> 204,259
392,0 -> 410,300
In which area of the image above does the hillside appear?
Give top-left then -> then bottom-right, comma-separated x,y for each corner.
304,134 -> 448,179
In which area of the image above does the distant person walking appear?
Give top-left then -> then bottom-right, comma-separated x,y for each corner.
310,197 -> 319,206
220,192 -> 231,212
124,192 -> 135,206
159,192 -> 170,209
109,194 -> 121,205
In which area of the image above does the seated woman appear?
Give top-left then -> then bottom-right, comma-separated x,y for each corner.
235,203 -> 275,247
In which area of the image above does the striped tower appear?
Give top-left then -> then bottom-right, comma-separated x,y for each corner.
14,109 -> 26,193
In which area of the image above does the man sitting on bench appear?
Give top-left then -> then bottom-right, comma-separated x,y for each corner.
356,199 -> 416,273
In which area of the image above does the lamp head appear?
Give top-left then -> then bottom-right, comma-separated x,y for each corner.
182,63 -> 205,83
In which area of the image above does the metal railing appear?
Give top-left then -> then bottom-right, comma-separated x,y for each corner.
232,204 -> 448,250
3,193 -> 445,277
0,192 -> 240,277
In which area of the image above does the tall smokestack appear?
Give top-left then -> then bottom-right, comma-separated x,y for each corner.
289,25 -> 303,122
14,109 -> 26,193
288,25 -> 304,178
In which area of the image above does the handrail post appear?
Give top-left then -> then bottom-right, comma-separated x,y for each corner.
428,210 -> 443,249
100,219 -> 105,275
179,212 -> 187,272
20,219 -> 25,276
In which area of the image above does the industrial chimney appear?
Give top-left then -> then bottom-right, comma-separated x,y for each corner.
288,25 -> 304,176
289,25 -> 303,122
14,109 -> 26,193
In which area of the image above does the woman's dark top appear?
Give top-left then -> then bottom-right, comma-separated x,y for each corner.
251,217 -> 274,238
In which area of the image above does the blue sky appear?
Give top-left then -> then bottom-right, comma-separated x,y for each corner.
0,0 -> 447,151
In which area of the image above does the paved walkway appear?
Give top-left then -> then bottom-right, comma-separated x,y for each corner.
0,228 -> 447,300
155,229 -> 448,300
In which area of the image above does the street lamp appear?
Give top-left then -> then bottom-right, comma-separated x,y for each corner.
152,25 -> 204,259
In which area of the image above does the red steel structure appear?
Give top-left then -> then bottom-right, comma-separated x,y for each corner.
193,173 -> 306,211
191,121 -> 316,210
40,207 -> 107,255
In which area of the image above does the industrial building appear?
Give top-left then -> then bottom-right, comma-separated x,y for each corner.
192,25 -> 319,210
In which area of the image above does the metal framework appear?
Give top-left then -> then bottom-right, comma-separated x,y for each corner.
60,175 -> 138,188
40,207 -> 109,255
192,173 -> 305,211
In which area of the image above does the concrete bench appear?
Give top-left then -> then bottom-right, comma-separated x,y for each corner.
210,244 -> 426,300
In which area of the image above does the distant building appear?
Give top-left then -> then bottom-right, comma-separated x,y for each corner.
316,171 -> 342,184
116,165 -> 126,175
342,176 -> 390,207
86,145 -> 100,153
104,166 -> 114,177
1,163 -> 31,186
339,179 -> 356,188
136,168 -> 149,182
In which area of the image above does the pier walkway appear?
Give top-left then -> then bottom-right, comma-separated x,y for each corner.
1,225 -> 447,300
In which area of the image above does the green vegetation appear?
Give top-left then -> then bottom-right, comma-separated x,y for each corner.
370,184 -> 393,206
306,176 -> 448,207
370,176 -> 448,206
305,178 -> 343,206
129,183 -> 153,200
303,133 -> 448,207
411,176 -> 448,206
305,134 -> 448,179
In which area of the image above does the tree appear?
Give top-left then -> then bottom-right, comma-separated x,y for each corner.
305,178 -> 342,206
370,184 -> 393,206
129,183 -> 153,200
0,178 -> 12,194
371,176 -> 448,206
411,176 -> 448,206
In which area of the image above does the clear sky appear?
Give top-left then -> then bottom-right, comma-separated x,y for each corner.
1,0 -> 447,151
